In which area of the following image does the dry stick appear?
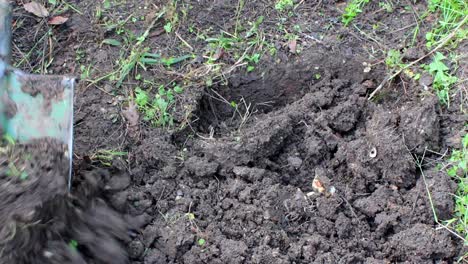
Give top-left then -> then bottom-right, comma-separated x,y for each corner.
368,15 -> 468,101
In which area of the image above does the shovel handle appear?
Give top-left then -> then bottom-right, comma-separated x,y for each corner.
0,0 -> 10,64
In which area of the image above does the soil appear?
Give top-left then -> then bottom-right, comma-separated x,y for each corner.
4,0 -> 468,263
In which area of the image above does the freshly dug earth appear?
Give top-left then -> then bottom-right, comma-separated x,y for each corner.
121,51 -> 460,263
7,0 -> 466,263
1,51 -> 462,264
0,139 -> 132,264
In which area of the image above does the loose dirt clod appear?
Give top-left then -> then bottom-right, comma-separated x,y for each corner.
0,139 -> 131,264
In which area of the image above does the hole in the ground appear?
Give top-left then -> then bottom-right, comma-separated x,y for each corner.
191,51 -> 375,137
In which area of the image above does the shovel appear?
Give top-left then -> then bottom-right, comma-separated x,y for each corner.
0,1 -> 74,188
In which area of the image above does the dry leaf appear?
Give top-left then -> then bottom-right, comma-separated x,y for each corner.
24,2 -> 49,18
288,39 -> 297,53
48,16 -> 68,25
122,103 -> 139,127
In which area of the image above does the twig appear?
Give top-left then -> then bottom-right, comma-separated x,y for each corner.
175,31 -> 193,51
369,15 -> 468,100
412,147 -> 467,244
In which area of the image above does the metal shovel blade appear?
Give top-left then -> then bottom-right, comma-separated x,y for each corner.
0,70 -> 75,187
0,1 -> 74,188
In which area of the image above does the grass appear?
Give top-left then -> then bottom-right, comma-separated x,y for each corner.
445,132 -> 468,245
90,149 -> 127,167
425,0 -> 467,48
275,0 -> 294,12
341,0 -> 370,26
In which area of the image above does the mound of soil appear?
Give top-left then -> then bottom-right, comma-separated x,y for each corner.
1,49 -> 462,264
117,51 -> 460,263
0,139 -> 132,264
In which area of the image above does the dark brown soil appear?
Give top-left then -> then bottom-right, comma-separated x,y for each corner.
0,139 -> 134,264
5,0 -> 467,263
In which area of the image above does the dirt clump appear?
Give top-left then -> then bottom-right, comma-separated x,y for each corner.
0,139 -> 132,264
115,51 -> 460,263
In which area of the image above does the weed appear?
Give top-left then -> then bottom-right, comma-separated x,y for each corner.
423,52 -> 458,105
445,132 -> 468,243
134,84 -> 183,127
245,53 -> 261,72
91,149 -> 127,166
385,49 -> 404,70
275,0 -> 294,12
426,0 -> 467,48
379,1 -> 393,12
197,238 -> 206,246
342,0 -> 370,26
164,22 -> 173,33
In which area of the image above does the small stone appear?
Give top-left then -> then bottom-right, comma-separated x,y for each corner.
419,73 -> 433,87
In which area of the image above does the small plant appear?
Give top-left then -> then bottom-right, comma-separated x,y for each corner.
445,132 -> 468,242
91,149 -> 127,166
245,53 -> 261,72
164,22 -> 172,33
385,49 -> 404,69
198,238 -> 206,246
379,1 -> 393,12
342,0 -> 370,26
425,0 -> 467,48
423,52 -> 458,105
134,84 -> 182,127
275,0 -> 294,11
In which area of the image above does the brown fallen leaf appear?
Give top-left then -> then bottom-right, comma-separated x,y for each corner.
48,16 -> 68,25
122,102 -> 139,127
24,1 -> 49,18
288,39 -> 297,53
122,102 -> 140,138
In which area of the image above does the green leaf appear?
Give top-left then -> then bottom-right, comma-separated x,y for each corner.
103,0 -> 111,9
164,22 -> 172,33
20,171 -> 28,181
186,213 -> 195,220
247,65 -> 255,72
135,88 -> 149,107
161,54 -> 192,66
447,166 -> 457,177
174,85 -> 183,94
69,240 -> 78,251
198,238 -> 206,246
48,0 -> 57,5
102,39 -> 122,46
462,134 -> 468,148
